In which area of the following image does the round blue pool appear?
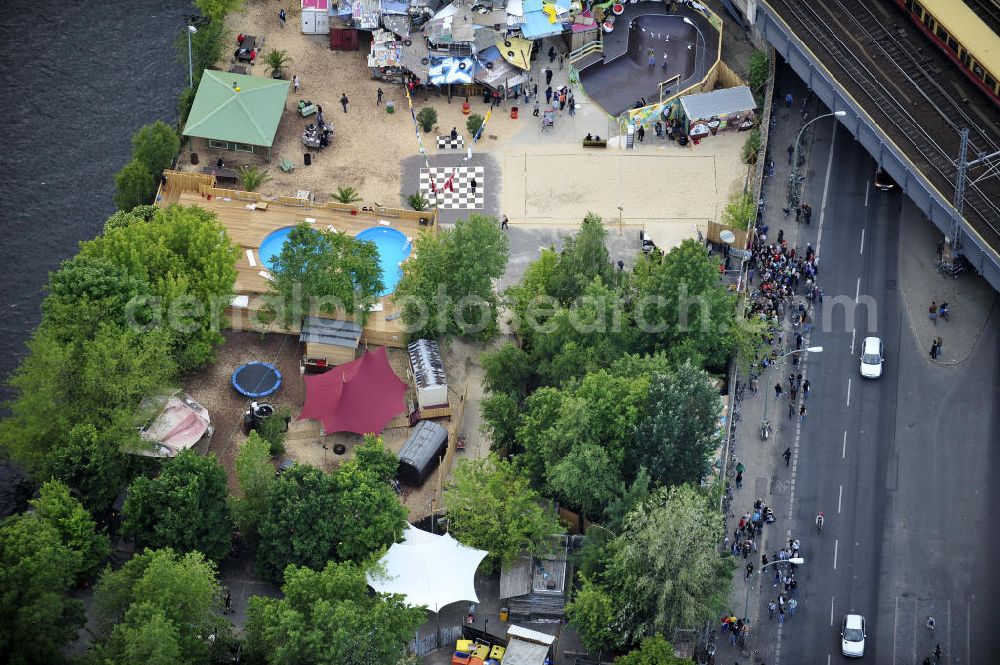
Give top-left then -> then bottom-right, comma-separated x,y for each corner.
258,226 -> 293,271
355,227 -> 412,296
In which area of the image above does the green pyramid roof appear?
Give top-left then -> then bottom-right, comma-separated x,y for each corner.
183,70 -> 290,147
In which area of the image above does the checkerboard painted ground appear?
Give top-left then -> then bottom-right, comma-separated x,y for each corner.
436,135 -> 464,149
419,166 -> 484,209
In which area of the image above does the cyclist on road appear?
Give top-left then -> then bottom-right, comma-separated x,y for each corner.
815,512 -> 824,532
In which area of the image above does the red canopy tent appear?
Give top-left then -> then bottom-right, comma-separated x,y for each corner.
298,347 -> 408,435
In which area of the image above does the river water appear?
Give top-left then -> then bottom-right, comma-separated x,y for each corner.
0,0 -> 190,405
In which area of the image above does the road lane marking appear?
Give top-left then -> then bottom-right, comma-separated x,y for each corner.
860,228 -> 865,254
827,654 -> 831,665
967,601 -> 970,664
864,180 -> 870,207
830,595 -> 835,625
851,327 -> 856,352
838,484 -> 843,513
855,277 -> 861,302
846,379 -> 852,407
814,121 -> 838,259
842,431 -> 847,459
833,539 -> 839,569
893,596 -> 898,665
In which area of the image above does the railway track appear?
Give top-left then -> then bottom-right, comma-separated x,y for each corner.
766,0 -> 1000,250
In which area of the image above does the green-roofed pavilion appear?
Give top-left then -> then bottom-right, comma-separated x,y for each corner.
183,70 -> 290,160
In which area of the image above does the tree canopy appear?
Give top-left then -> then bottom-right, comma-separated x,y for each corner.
443,454 -> 563,571
123,450 -> 232,561
230,431 -> 276,552
394,213 -> 509,339
0,513 -> 87,665
91,548 -> 224,665
269,223 -> 383,326
131,121 -> 180,178
30,479 -> 110,579
245,560 -> 425,665
615,635 -> 690,665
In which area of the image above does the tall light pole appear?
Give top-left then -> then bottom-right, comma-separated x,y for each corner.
743,558 -> 804,621
187,25 -> 198,88
789,111 -> 846,207
761,346 -> 823,433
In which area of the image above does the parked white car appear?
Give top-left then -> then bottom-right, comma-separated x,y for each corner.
841,614 -> 866,657
860,337 -> 884,379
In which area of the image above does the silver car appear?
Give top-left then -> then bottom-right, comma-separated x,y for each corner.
841,614 -> 866,657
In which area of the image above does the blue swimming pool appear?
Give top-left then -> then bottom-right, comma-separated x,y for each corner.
356,226 -> 412,296
258,226 -> 293,270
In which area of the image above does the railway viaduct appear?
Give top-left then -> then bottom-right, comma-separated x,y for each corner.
725,0 -> 1000,291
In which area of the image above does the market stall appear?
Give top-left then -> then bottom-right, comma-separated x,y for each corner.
678,85 -> 757,142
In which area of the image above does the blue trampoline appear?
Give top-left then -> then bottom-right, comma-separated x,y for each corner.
231,362 -> 283,398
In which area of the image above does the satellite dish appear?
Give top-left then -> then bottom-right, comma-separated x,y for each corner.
720,230 -> 736,244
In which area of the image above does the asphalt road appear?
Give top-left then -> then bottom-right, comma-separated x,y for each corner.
773,116 -> 1000,663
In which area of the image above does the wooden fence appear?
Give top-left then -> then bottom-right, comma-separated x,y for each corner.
706,220 -> 750,249
716,60 -> 747,89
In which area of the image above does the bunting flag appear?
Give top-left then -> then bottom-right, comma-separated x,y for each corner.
405,86 -> 445,203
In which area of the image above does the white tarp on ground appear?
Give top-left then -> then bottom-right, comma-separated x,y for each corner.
367,524 -> 488,612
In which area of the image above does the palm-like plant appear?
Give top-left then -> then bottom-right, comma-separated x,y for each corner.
407,192 -> 430,211
264,49 -> 292,79
239,165 -> 271,192
331,186 -> 362,204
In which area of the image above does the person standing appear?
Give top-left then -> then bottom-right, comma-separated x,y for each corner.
799,404 -> 807,422
501,215 -> 509,229
785,92 -> 793,108
637,125 -> 645,142
559,53 -> 564,70
293,74 -> 300,93
789,598 -> 798,614
774,383 -> 783,399
340,93 -> 349,113
783,447 -> 792,466
568,93 -> 575,116
545,86 -> 553,104
929,301 -> 937,324
558,90 -> 566,111
802,379 -> 810,398
788,401 -> 795,419
662,50 -> 669,69
533,100 -> 540,116
545,67 -> 553,85
647,53 -> 656,69
735,470 -> 743,490
745,562 -> 754,579
548,45 -> 556,63
768,600 -> 777,619
377,87 -> 384,105
279,8 -> 287,28
470,177 -> 477,195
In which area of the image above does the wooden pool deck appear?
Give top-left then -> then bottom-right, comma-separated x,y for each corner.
157,170 -> 436,347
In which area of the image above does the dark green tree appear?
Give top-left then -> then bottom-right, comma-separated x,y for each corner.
91,548 -> 223,665
481,342 -> 533,397
332,453 -> 407,563
394,213 -> 509,339
30,479 -> 110,579
269,223 -> 383,325
616,635 -> 690,665
548,213 -> 614,304
565,574 -> 617,655
0,514 -> 86,665
351,434 -> 400,482
255,463 -> 340,582
42,422 -> 133,513
629,362 -> 720,487
230,431 -> 276,551
114,159 -> 156,210
123,450 -> 232,561
443,454 -> 563,571
245,560 -> 425,665
131,121 -> 180,178
480,390 -> 520,454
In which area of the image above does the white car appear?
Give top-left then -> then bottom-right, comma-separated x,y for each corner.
841,614 -> 866,657
859,337 -> 884,379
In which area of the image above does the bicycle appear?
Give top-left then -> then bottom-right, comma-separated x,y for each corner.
759,418 -> 771,441
815,512 -> 824,533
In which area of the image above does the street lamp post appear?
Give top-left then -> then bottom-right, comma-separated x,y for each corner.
743,558 -> 804,621
681,17 -> 706,81
186,25 -> 198,88
761,346 -> 823,432
789,111 -> 846,207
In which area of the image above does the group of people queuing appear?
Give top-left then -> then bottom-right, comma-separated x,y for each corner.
729,497 -> 777,560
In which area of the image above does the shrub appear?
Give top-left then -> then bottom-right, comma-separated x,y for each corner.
264,49 -> 292,79
257,406 -> 291,457
721,192 -> 755,229
113,159 -> 156,211
466,113 -> 484,136
331,186 -> 362,204
178,86 -> 197,124
239,165 -> 271,192
407,192 -> 429,211
748,51 -> 769,96
742,127 -> 762,164
416,107 -> 438,132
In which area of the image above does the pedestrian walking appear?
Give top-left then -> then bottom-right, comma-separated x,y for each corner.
224,589 -> 233,613
470,177 -> 477,194
787,144 -> 794,164
637,125 -> 645,141
939,302 -> 949,321
750,376 -> 758,394
796,333 -> 803,350
929,301 -> 937,324
926,616 -> 936,630
662,50 -> 669,69
647,53 -> 656,68
799,404 -> 807,422
929,339 -> 940,359
568,94 -> 576,116
774,383 -> 783,399
735,470 -> 743,490
783,447 -> 792,466
293,75 -> 300,93
745,562 -> 753,579
377,87 -> 384,105
790,386 -> 797,401
545,86 -> 553,104
785,92 -> 793,108
501,215 -> 509,230
788,598 -> 798,614
795,373 -> 802,389
533,100 -> 540,116
558,91 -> 566,111
545,68 -> 553,85
788,373 -> 796,391
768,601 -> 776,619
802,380 -> 810,398
548,45 -> 556,63
559,53 -> 564,69
340,93 -> 349,113
779,606 -> 786,623
279,7 -> 286,27
788,401 -> 795,419
934,644 -> 942,663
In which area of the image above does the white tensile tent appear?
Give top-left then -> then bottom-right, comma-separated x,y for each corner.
367,524 -> 488,612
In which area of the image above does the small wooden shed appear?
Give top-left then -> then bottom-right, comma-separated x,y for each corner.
299,315 -> 361,366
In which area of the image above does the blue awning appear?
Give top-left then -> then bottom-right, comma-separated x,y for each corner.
520,11 -> 565,39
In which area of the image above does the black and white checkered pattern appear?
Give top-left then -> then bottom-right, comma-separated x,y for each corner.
436,135 -> 465,150
419,166 -> 484,209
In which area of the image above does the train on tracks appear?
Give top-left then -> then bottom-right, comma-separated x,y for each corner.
892,0 -> 1000,108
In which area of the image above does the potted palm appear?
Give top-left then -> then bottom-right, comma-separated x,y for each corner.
264,49 -> 292,79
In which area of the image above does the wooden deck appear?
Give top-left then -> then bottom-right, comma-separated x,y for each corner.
157,171 -> 436,348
